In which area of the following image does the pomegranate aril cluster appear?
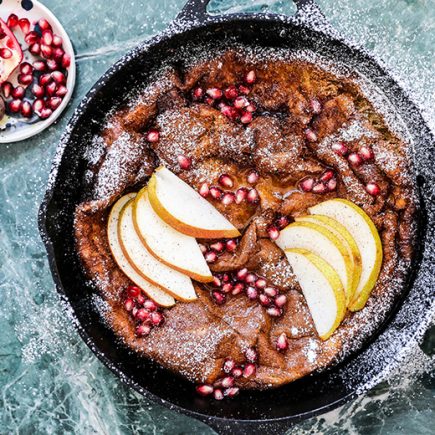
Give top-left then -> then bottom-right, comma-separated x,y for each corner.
299,168 -> 338,194
196,347 -> 259,400
123,286 -> 165,337
192,70 -> 257,124
200,238 -> 239,265
331,141 -> 380,196
1,15 -> 70,120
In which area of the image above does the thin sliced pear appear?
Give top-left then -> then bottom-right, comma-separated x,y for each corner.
295,214 -> 362,306
148,166 -> 240,238
276,221 -> 354,303
285,248 -> 346,340
118,199 -> 197,302
133,187 -> 213,283
309,198 -> 383,311
107,194 -> 175,307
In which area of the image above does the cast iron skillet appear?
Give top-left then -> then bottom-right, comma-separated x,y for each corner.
39,0 -> 435,433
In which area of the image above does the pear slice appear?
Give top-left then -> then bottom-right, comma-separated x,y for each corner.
276,221 -> 354,303
309,198 -> 383,311
107,194 -> 175,307
148,166 -> 240,238
285,248 -> 346,340
118,199 -> 197,302
295,214 -> 362,306
133,187 -> 213,283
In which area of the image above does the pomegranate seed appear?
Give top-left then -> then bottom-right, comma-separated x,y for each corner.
132,307 -> 138,317
144,300 -> 157,311
225,239 -> 237,252
204,97 -> 214,105
146,129 -> 159,142
196,384 -> 214,396
359,145 -> 374,161
1,82 -> 12,98
305,128 -> 317,142
38,19 -> 52,31
247,188 -> 259,204
198,182 -> 209,198
267,225 -> 280,240
255,278 -> 267,289
231,367 -> 243,378
150,311 -> 164,326
18,74 -> 33,86
25,31 -> 39,45
61,54 -> 71,69
199,243 -> 207,255
259,294 -> 271,306
39,74 -> 53,86
135,308 -> 150,321
46,82 -> 57,97
48,97 -> 62,110
127,286 -> 140,298
267,307 -> 282,317
247,170 -> 259,184
237,268 -> 248,280
12,86 -> 25,99
245,70 -> 256,84
245,348 -> 258,363
53,48 -> 64,62
246,286 -> 258,300
320,170 -> 334,182
7,14 -> 18,28
137,294 -> 145,305
274,294 -> 287,308
212,291 -> 226,305
327,178 -> 337,191
124,298 -> 134,311
222,192 -> 235,206
243,363 -> 256,378
220,104 -> 238,120
222,283 -> 233,294
205,251 -> 218,263
41,44 -> 53,59
264,287 -> 278,298
192,87 -> 203,100
9,100 -> 22,113
223,358 -> 236,373
221,376 -> 234,388
29,43 -> 41,55
312,183 -> 328,194
238,84 -> 250,95
206,87 -> 222,99
235,187 -> 248,204
218,174 -> 233,188
136,324 -> 151,337
276,333 -> 289,351
245,273 -> 257,284
177,154 -> 191,170
42,30 -> 53,46
348,152 -> 363,166
33,61 -> 46,72
276,216 -> 290,229
310,98 -> 322,114
52,34 -> 63,47
56,85 -> 68,97
39,108 -> 53,119
299,177 -> 315,192
212,276 -> 222,287
234,96 -> 248,109
33,99 -> 44,114
20,62 -> 33,75
0,48 -> 12,59
246,103 -> 256,112
31,85 -> 45,100
224,387 -> 240,397
18,18 -> 30,33
232,282 -> 244,295
221,273 -> 230,283
332,142 -> 349,156
214,388 -> 224,400
51,71 -> 66,84
224,85 -> 238,100
240,111 -> 253,124
209,186 -> 223,200
210,241 -> 224,253
366,182 -> 381,196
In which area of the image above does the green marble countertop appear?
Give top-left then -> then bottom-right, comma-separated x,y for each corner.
0,0 -> 433,433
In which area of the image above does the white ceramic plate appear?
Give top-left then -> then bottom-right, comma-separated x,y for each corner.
0,0 -> 76,143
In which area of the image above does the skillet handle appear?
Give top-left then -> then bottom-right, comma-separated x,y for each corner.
175,0 -> 211,23
201,417 -> 294,435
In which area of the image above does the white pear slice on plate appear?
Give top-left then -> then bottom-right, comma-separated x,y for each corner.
133,187 -> 213,283
285,248 -> 346,340
107,193 -> 175,307
148,166 -> 240,238
276,221 -> 354,303
309,198 -> 383,311
118,199 -> 197,302
295,214 -> 362,306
